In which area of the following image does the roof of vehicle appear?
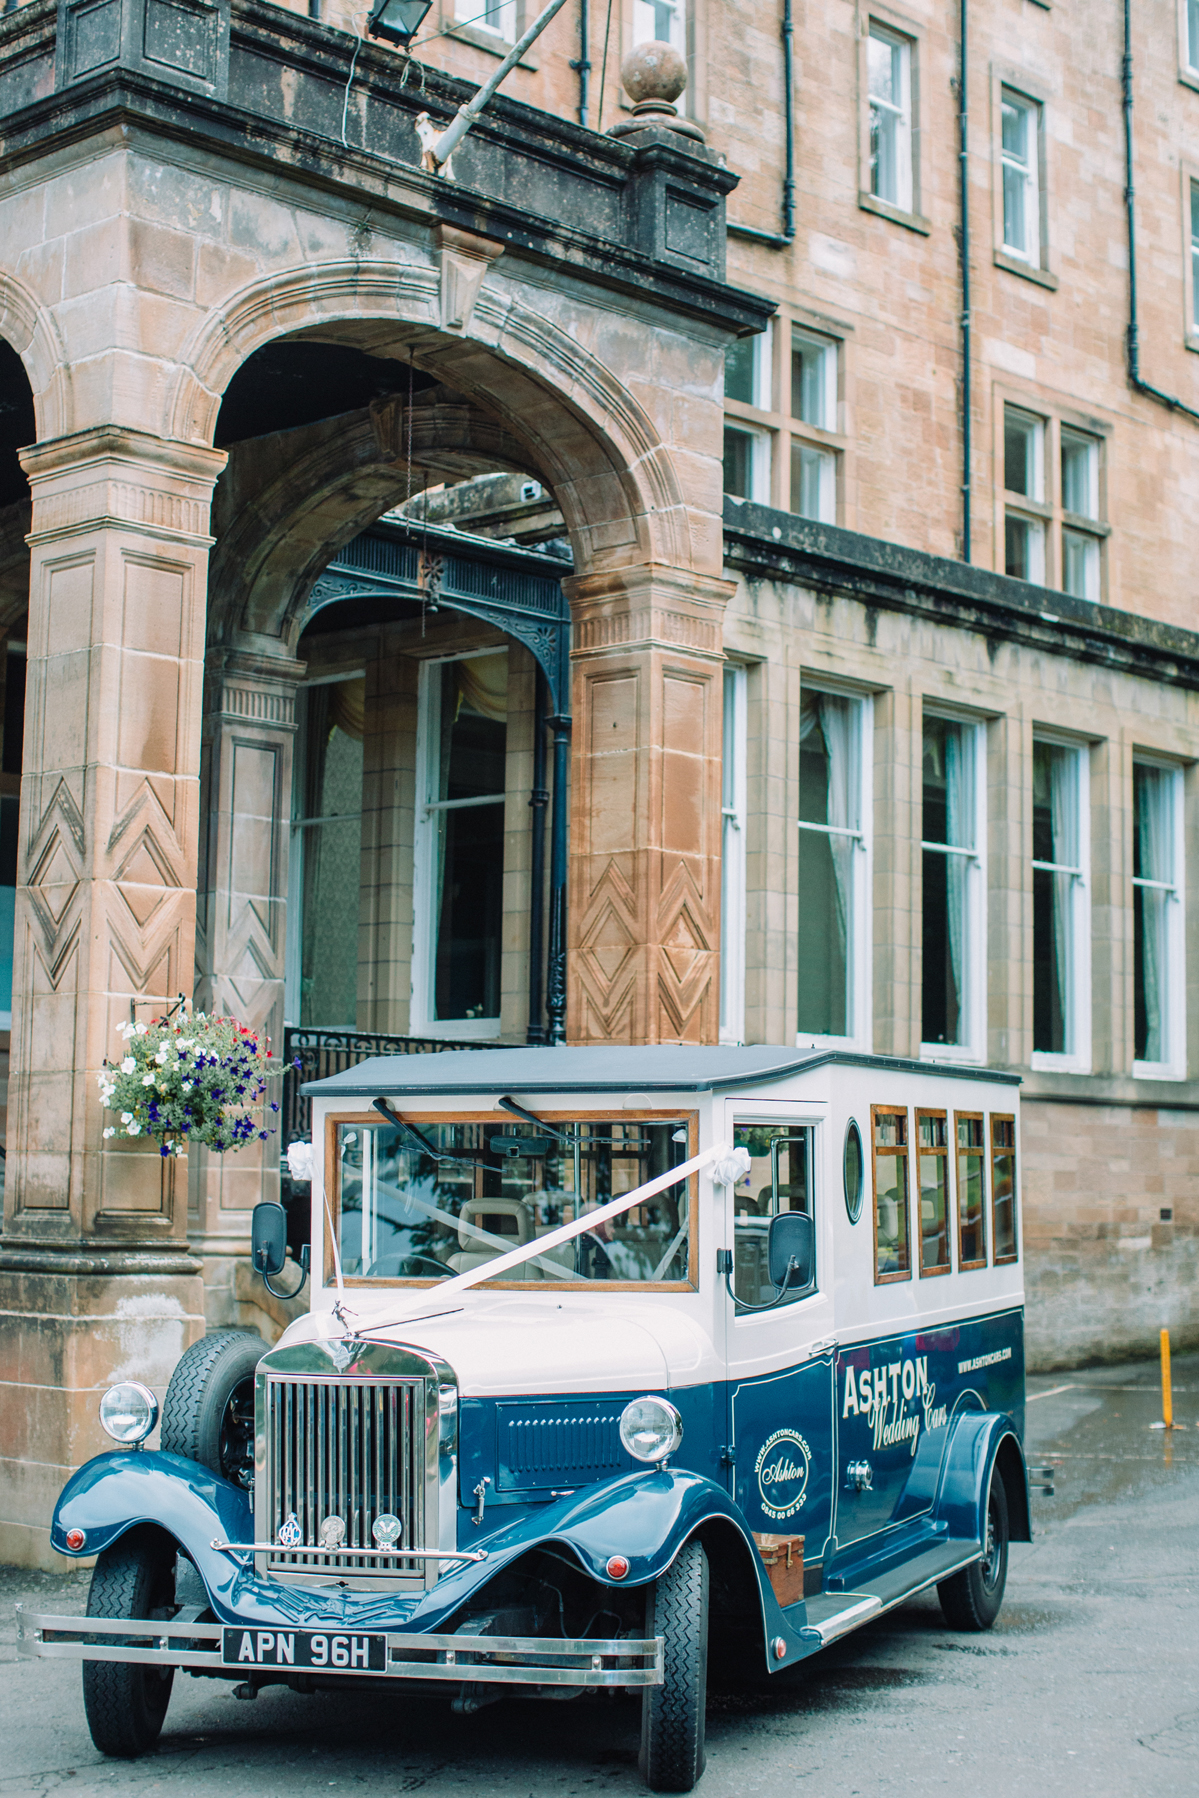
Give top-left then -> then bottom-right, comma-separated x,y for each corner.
302,1044 -> 1022,1097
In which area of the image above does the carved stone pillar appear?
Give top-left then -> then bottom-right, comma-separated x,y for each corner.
190,646 -> 302,1325
0,427 -> 225,1568
564,566 -> 732,1044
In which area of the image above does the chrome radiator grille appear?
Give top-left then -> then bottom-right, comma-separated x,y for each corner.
263,1375 -> 427,1582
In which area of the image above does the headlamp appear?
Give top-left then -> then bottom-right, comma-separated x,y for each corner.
619,1395 -> 683,1464
98,1381 -> 159,1446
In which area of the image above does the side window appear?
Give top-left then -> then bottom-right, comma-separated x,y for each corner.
991,1116 -> 1018,1263
955,1112 -> 988,1269
871,1106 -> 911,1283
731,1124 -> 812,1310
915,1109 -> 951,1276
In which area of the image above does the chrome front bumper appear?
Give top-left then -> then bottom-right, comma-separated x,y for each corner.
15,1608 -> 664,1688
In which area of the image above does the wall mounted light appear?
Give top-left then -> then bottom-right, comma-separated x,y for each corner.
367,0 -> 432,46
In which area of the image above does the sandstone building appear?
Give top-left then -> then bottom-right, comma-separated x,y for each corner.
0,0 -> 1197,1566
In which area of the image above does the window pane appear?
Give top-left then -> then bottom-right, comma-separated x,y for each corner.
430,656 -> 507,1023
723,425 -> 754,498
1032,741 -> 1077,1057
1005,512 -> 1044,583
956,1115 -> 987,1266
731,1125 -> 812,1308
1061,432 -> 1098,517
1133,764 -> 1173,885
300,681 -> 364,1028
725,336 -> 756,405
1192,181 -> 1199,329
922,716 -> 973,849
1004,408 -> 1042,497
792,442 -> 835,521
791,337 -> 833,428
335,1117 -> 692,1285
922,718 -> 974,1048
872,1110 -> 910,1280
917,1112 -> 950,1273
634,0 -> 685,50
797,693 -> 858,1038
1062,529 -> 1099,600
991,1117 -> 1018,1262
868,30 -> 908,209
1001,94 -> 1037,259
1133,763 -> 1175,1065
1190,0 -> 1199,70
867,31 -> 898,106
438,656 -> 507,802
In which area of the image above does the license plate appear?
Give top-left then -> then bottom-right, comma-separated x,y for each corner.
222,1627 -> 387,1671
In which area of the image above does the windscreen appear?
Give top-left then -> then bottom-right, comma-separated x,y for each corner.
332,1116 -> 693,1287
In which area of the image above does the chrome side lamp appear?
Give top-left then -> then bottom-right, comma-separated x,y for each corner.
367,0 -> 433,46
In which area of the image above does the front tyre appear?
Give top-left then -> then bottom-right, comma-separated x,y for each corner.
640,1539 -> 709,1793
82,1526 -> 177,1757
160,1328 -> 262,1488
937,1473 -> 1009,1631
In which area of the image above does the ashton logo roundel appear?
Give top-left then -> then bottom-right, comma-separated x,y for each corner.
755,1428 -> 811,1521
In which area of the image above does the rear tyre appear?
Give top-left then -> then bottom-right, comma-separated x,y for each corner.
82,1526 -> 177,1757
160,1328 -> 262,1488
937,1473 -> 1009,1631
639,1540 -> 709,1793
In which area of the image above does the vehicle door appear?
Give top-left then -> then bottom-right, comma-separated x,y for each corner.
722,1107 -> 836,1596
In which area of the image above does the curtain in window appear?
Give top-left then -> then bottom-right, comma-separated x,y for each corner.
943,725 -> 972,1032
1135,766 -> 1172,1063
1049,749 -> 1078,1048
798,694 -> 857,1037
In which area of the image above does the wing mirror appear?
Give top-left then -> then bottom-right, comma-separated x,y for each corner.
768,1210 -> 814,1291
252,1201 -> 309,1299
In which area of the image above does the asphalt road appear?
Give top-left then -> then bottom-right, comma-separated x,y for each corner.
3,1354 -> 1197,1797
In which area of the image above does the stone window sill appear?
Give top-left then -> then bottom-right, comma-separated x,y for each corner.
1185,330 -> 1199,355
857,192 -> 932,236
1179,66 -> 1199,96
993,250 -> 1059,291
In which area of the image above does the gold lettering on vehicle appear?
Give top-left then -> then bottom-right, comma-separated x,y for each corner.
840,1357 -> 949,1457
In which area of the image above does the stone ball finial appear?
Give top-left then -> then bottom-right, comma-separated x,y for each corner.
608,39 -> 705,143
620,40 -> 688,108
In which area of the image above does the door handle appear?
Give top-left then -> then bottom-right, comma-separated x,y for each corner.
845,1460 -> 873,1492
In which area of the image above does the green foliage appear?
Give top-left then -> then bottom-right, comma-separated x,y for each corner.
97,1013 -> 278,1159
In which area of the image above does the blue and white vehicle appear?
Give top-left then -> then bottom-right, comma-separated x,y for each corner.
22,1047 -> 1030,1790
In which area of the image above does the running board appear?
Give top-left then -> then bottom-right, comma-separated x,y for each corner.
801,1539 -> 980,1646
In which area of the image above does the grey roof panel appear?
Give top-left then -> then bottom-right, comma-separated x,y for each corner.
301,1044 -> 1021,1098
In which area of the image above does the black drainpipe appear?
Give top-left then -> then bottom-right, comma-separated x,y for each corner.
526,671 -> 549,1044
1123,0 -> 1199,423
727,0 -> 795,247
545,714 -> 571,1045
958,0 -> 971,561
573,0 -> 591,127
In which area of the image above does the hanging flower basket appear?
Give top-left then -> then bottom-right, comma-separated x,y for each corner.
97,1012 -> 282,1160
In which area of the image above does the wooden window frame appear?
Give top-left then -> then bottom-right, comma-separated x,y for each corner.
915,1107 -> 952,1278
990,1113 -> 1019,1266
870,1103 -> 911,1285
954,1109 -> 989,1271
322,1108 -> 700,1292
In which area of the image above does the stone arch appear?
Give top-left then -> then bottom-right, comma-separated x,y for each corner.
164,259 -> 699,578
0,270 -> 73,441
208,389 -> 541,650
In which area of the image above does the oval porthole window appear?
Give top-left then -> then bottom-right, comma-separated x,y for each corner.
843,1118 -> 864,1224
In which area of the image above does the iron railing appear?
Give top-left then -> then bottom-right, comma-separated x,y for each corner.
281,1026 -> 497,1146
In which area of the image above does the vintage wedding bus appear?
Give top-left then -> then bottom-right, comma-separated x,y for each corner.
21,1045 -> 1028,1791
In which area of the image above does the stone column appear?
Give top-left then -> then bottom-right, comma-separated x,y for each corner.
564,566 -> 731,1044
0,427 -> 224,1568
190,645 -> 302,1326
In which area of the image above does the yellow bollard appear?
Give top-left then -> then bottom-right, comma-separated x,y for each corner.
1161,1328 -> 1174,1430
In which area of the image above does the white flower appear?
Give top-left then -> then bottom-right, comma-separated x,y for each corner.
142,1073 -> 155,1087
154,1047 -> 169,1066
135,1022 -> 147,1035
102,1126 -> 116,1139
127,1121 -> 141,1136
121,1057 -> 135,1074
182,1082 -> 193,1093
121,1112 -> 133,1125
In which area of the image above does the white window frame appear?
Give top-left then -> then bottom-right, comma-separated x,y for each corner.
1190,178 -> 1199,332
633,0 -> 685,54
1132,757 -> 1186,1081
920,711 -> 987,1066
1000,88 -> 1041,265
720,664 -> 748,1045
410,648 -> 507,1041
1185,0 -> 1199,75
1003,405 -> 1048,586
867,23 -> 914,213
1029,735 -> 1092,1075
457,0 -> 517,41
791,330 -> 837,432
725,320 -> 773,412
723,421 -> 772,504
795,684 -> 873,1052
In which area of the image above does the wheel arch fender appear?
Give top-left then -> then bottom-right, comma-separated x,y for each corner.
934,1413 -> 1031,1545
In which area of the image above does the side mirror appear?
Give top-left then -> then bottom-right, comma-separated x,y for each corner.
768,1211 -> 814,1291
252,1201 -> 288,1277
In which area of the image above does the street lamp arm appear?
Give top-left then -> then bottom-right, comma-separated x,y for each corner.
428,0 -> 575,174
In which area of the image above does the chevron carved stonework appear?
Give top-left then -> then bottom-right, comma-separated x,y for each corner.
565,567 -> 732,1046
